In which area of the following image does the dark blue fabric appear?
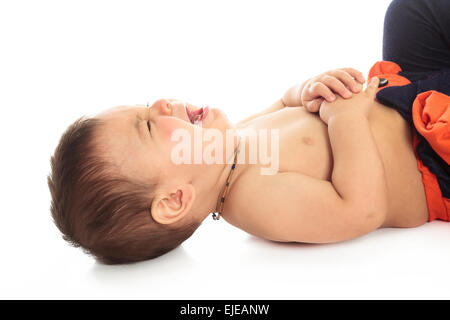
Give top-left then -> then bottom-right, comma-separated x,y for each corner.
378,0 -> 450,198
376,69 -> 450,125
383,0 -> 450,74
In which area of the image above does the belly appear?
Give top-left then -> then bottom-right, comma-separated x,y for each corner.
243,103 -> 428,227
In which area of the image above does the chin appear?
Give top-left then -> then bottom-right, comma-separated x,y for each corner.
208,108 -> 234,131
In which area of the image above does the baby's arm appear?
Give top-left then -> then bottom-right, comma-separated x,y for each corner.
232,169 -> 386,243
237,68 -> 365,128
327,113 -> 388,224
319,78 -> 388,218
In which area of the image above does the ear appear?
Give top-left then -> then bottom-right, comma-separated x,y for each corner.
150,184 -> 196,225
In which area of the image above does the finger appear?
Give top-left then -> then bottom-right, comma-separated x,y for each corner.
329,70 -> 362,93
365,77 -> 380,97
341,68 -> 365,84
305,98 -> 324,113
302,82 -> 335,103
320,75 -> 353,98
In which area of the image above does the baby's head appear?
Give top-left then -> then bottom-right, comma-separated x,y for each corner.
48,99 -> 236,264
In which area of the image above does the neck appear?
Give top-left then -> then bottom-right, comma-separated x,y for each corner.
197,132 -> 244,221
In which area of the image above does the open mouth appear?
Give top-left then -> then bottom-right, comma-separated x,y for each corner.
185,105 -> 209,125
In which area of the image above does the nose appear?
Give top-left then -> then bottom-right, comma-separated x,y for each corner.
151,99 -> 174,116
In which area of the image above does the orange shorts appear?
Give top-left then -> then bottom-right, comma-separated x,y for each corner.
369,61 -> 450,222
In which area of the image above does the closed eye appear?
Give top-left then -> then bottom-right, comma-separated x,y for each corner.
147,120 -> 151,133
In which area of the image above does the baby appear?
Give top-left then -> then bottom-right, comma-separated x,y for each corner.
46,66 -> 431,264
48,0 -> 450,264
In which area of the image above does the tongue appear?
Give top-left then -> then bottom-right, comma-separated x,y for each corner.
191,107 -> 203,116
188,107 -> 203,123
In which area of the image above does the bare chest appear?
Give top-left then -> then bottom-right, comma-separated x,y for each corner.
240,107 -> 333,180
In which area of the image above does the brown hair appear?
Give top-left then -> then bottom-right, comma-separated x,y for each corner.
48,117 -> 201,264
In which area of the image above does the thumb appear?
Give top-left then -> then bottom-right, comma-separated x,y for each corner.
365,77 -> 379,97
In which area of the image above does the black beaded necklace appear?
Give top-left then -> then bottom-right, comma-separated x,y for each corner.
211,135 -> 241,220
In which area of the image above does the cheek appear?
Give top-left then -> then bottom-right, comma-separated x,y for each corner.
158,117 -> 199,148
157,117 -> 200,167
158,117 -> 188,137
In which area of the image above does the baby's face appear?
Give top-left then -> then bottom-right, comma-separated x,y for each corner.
95,99 -> 235,185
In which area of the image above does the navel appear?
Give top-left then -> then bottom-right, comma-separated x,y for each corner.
302,137 -> 313,145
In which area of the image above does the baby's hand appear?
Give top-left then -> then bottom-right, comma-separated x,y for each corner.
293,68 -> 366,112
319,77 -> 379,125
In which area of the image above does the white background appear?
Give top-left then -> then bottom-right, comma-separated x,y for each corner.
1,0 -> 450,299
